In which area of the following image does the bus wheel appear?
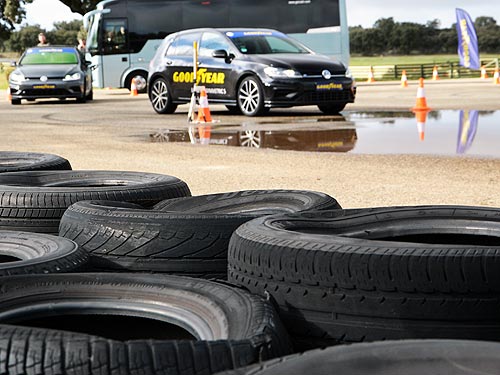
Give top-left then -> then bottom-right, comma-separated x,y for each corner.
150,78 -> 177,114
128,72 -> 148,93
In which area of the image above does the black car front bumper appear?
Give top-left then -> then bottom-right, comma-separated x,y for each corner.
9,80 -> 85,100
261,77 -> 356,108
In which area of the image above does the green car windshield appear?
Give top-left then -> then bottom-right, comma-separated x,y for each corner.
21,47 -> 78,65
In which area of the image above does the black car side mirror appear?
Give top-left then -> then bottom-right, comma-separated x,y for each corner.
212,49 -> 228,59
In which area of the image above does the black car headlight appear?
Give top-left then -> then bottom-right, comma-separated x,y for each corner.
264,66 -> 302,79
63,72 -> 82,81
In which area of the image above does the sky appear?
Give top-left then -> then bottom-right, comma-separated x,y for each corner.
24,0 -> 495,30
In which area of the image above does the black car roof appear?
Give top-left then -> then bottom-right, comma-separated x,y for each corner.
172,27 -> 281,36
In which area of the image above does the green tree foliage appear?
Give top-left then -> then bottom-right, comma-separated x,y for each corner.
57,0 -> 100,15
350,16 -> 500,55
4,23 -> 41,52
0,0 -> 32,44
49,19 -> 83,45
475,16 -> 500,53
6,19 -> 82,52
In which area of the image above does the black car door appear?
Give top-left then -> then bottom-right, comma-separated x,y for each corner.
165,32 -> 202,101
197,31 -> 237,101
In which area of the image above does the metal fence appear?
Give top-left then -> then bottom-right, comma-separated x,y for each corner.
351,58 -> 499,81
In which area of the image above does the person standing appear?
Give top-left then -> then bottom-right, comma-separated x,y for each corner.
37,32 -> 50,46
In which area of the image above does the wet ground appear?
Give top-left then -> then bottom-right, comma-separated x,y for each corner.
150,110 -> 499,158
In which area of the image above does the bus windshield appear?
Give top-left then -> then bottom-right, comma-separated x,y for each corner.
86,13 -> 101,54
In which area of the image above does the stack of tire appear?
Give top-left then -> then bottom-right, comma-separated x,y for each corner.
1,151 -> 500,374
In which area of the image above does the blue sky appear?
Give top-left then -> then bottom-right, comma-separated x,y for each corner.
25,0 -> 494,30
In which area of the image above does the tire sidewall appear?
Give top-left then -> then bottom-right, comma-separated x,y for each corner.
237,76 -> 266,116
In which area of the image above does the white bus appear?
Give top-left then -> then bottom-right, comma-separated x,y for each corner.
84,0 -> 350,92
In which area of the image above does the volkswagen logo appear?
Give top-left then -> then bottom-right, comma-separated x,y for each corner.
40,76 -> 48,82
322,70 -> 331,79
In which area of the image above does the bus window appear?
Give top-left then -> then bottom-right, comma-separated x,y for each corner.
102,19 -> 128,54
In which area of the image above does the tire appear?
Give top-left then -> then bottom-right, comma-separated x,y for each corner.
76,89 -> 86,103
0,170 -> 190,234
317,103 -> 346,114
228,205 -> 500,349
237,76 -> 268,116
216,340 -> 500,375
0,230 -> 87,276
150,78 -> 178,114
0,151 -> 71,172
59,190 -> 340,276
127,71 -> 148,93
86,88 -> 94,100
0,273 -> 291,374
11,99 -> 21,105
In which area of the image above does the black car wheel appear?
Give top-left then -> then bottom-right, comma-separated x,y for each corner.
76,85 -> 86,103
318,103 -> 347,114
237,76 -> 268,116
11,99 -> 21,105
150,78 -> 178,114
86,88 -> 93,101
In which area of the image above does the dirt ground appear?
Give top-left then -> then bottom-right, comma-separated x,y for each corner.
1,78 -> 500,209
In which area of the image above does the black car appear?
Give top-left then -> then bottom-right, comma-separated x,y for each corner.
148,28 -> 356,116
8,46 -> 93,105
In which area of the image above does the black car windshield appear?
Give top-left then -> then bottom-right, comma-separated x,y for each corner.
20,47 -> 78,65
226,31 -> 309,55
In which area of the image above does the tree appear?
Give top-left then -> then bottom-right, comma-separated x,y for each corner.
6,20 -> 82,52
0,0 -> 33,40
474,16 -> 500,53
57,0 -> 100,15
5,23 -> 42,52
49,19 -> 83,45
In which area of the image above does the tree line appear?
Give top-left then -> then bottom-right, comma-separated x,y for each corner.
3,20 -> 84,52
350,17 -> 500,55
1,0 -> 499,55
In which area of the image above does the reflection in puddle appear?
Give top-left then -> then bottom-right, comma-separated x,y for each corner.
350,110 -> 498,157
150,126 -> 358,152
150,110 -> 500,157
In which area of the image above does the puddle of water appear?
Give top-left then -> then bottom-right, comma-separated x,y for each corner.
149,114 -> 357,152
349,110 -> 498,157
149,110 -> 500,157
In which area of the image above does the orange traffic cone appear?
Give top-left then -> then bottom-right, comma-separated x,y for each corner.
6,87 -> 11,102
130,78 -> 138,96
400,70 -> 408,88
366,66 -> 375,83
432,65 -> 439,80
493,68 -> 500,85
480,66 -> 488,79
197,87 -> 212,123
414,110 -> 428,141
198,125 -> 211,145
412,78 -> 431,111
